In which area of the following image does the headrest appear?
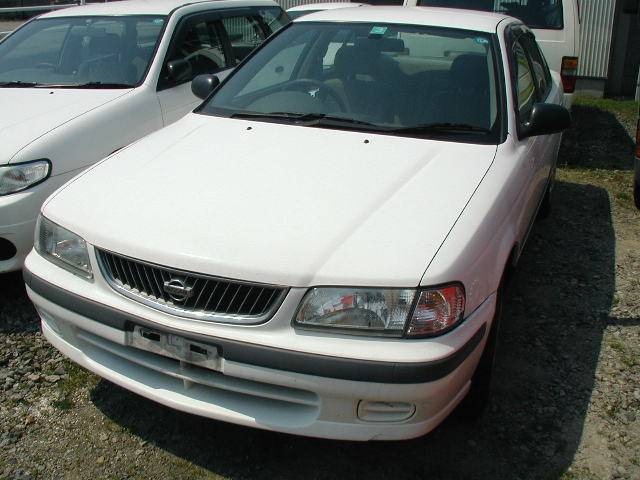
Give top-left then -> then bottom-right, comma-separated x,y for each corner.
334,45 -> 355,76
89,33 -> 121,55
450,54 -> 488,84
379,38 -> 405,53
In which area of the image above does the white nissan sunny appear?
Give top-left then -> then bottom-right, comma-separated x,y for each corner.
0,0 -> 288,273
24,7 -> 571,441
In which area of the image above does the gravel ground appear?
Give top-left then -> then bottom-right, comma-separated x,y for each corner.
0,97 -> 639,479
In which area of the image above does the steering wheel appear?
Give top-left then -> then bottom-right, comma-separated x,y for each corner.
283,78 -> 348,113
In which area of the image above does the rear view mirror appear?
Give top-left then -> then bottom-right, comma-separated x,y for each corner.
166,58 -> 191,83
522,103 -> 571,138
191,74 -> 220,100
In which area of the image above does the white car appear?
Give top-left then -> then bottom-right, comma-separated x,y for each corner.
24,7 -> 570,441
286,2 -> 367,19
0,0 -> 288,273
402,0 -> 580,107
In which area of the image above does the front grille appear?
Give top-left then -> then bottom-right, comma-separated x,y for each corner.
96,249 -> 287,324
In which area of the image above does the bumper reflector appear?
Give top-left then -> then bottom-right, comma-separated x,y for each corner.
357,400 -> 416,423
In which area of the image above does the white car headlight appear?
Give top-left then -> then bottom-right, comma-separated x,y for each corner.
35,214 -> 92,279
0,160 -> 51,196
294,284 -> 465,337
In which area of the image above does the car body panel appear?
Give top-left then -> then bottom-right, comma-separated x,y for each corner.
42,113 -> 498,288
0,89 -> 130,164
298,6 -> 509,33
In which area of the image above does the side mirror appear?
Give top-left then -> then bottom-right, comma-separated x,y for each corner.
191,73 -> 220,100
522,103 -> 572,138
166,58 -> 191,83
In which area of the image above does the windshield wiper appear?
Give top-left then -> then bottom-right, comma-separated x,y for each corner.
388,122 -> 492,135
299,114 -> 379,128
230,111 -> 318,121
0,81 -> 134,89
0,81 -> 40,88
47,82 -> 135,89
230,111 -> 378,128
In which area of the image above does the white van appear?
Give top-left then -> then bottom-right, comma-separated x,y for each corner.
400,0 -> 580,107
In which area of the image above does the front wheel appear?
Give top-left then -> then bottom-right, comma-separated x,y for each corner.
455,286 -> 503,421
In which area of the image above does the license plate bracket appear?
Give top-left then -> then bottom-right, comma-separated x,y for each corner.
127,325 -> 221,371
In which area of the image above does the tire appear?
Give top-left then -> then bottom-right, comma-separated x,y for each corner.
455,284 -> 504,422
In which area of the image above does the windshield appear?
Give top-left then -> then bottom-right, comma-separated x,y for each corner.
201,22 -> 500,142
416,0 -> 563,29
0,15 -> 165,88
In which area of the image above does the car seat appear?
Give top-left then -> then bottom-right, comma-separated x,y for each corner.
78,33 -> 137,84
324,40 -> 396,122
424,53 -> 490,128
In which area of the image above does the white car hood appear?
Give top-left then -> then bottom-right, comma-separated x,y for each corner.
0,88 -> 130,163
44,114 -> 497,287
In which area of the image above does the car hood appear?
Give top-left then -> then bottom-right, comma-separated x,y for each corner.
44,114 -> 497,287
0,88 -> 130,164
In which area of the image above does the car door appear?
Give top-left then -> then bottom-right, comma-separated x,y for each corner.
156,11 -> 232,125
156,7 -> 288,126
508,26 -> 550,243
520,32 -> 561,196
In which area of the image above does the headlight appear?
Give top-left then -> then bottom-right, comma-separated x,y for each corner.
0,160 -> 51,196
35,214 -> 92,279
294,284 -> 465,337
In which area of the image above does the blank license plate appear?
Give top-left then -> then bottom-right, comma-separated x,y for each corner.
127,325 -> 221,371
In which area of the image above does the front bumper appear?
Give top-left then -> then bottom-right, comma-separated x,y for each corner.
24,250 -> 495,441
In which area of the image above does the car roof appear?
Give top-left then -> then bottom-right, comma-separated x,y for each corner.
295,6 -> 512,33
287,2 -> 366,12
41,0 -> 278,17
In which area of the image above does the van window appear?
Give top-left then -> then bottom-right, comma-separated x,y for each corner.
415,0 -> 564,29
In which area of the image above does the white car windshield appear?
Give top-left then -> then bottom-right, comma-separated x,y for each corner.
202,22 -> 500,143
0,15 -> 166,88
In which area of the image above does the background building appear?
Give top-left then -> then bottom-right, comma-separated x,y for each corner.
578,0 -> 639,99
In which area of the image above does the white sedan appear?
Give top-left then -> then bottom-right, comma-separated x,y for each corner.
0,0 -> 288,272
24,7 -> 570,441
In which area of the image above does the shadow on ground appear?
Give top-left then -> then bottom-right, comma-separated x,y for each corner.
90,180 -> 615,480
559,104 -> 636,170
0,270 -> 37,332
